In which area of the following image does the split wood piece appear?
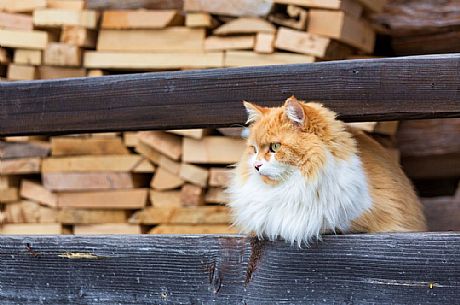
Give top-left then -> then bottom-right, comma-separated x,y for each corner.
47,0 -> 86,10
0,223 -> 63,234
87,69 -> 107,77
0,188 -> 19,203
123,132 -> 139,147
14,49 -> 42,65
20,180 -> 57,207
4,200 -> 58,223
150,167 -> 184,190
422,197 -> 460,231
214,18 -> 275,36
149,224 -> 237,234
224,51 -> 315,67
38,66 -> 86,79
137,131 -> 182,161
33,9 -> 99,29
0,48 -> 8,64
0,140 -> 50,159
0,0 -> 46,13
208,168 -> 233,187
355,0 -> 387,13
42,172 -> 145,191
86,0 -> 183,10
84,51 -> 224,70
167,129 -> 206,140
0,158 -> 41,175
0,12 -> 33,30
135,140 -> 161,164
129,206 -> 231,224
97,28 -> 205,52
42,155 -> 145,173
60,26 -> 97,48
0,176 -> 20,189
273,0 -> 363,18
7,64 -> 37,81
254,32 -> 275,54
0,29 -> 51,49
205,187 -> 229,204
51,137 -> 128,156
275,27 -> 354,59
185,13 -> 217,29
180,183 -> 205,206
158,156 -> 181,175
150,190 -> 182,207
132,159 -> 156,174
268,5 -> 308,31
179,163 -> 208,187
57,189 -> 148,209
74,224 -> 142,235
101,10 -> 183,29
183,136 -> 246,164
184,0 -> 273,17
58,209 -> 128,224
205,36 -> 255,51
44,43 -> 82,66
308,10 -> 375,53
4,136 -> 47,142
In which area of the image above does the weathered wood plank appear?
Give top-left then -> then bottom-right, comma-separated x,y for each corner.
1,54 -> 460,136
0,233 -> 459,304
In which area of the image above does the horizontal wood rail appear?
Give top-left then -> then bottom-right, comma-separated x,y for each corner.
0,233 -> 459,304
1,54 -> 460,136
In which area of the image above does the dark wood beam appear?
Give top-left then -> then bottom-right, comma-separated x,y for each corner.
0,233 -> 459,304
1,54 -> 460,136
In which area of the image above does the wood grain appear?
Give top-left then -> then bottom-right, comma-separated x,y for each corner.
1,54 -> 460,136
0,233 -> 459,304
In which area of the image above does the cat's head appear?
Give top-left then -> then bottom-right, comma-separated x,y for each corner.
242,96 -> 355,184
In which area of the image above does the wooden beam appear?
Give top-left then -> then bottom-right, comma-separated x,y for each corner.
101,10 -> 183,29
1,55 -> 460,136
0,233 -> 459,304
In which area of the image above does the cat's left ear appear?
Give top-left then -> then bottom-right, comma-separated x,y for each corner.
284,96 -> 306,127
243,101 -> 264,124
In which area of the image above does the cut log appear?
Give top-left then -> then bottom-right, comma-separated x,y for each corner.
47,0 -> 85,10
14,49 -> 42,65
51,137 -> 128,156
42,172 -> 145,191
158,155 -> 181,175
214,17 -> 275,35
308,10 -> 375,53
254,32 -> 275,53
225,51 -> 315,67
20,180 -> 58,207
150,190 -> 182,207
275,27 -> 354,59
84,51 -> 224,70
60,26 -> 97,48
0,12 -> 33,30
97,28 -> 205,52
179,163 -> 208,187
74,224 -> 142,235
208,168 -> 233,187
0,188 -> 19,203
132,159 -> 155,173
7,64 -> 37,81
38,66 -> 86,79
149,224 -> 237,234
42,155 -> 144,172
0,223 -> 62,234
129,206 -> 231,224
183,136 -> 245,164
150,167 -> 184,190
184,0 -> 273,17
0,140 -> 50,159
137,131 -> 182,161
180,183 -> 205,206
58,209 -> 128,224
204,36 -> 255,51
167,129 -> 205,140
33,9 -> 99,29
135,140 -> 161,164
0,158 -> 41,175
185,12 -> 216,29
101,10 -> 183,29
0,0 -> 46,13
4,200 -> 57,223
44,42 -> 82,66
57,189 -> 148,209
123,132 -> 139,147
205,187 -> 229,204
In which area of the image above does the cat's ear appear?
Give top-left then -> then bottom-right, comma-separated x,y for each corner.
284,96 -> 306,126
243,101 -> 264,124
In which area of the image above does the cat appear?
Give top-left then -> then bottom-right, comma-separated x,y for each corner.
227,96 -> 426,246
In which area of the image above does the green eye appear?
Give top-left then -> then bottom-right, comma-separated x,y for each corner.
269,142 -> 281,153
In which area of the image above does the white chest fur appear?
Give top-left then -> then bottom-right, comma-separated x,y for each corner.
227,153 -> 372,246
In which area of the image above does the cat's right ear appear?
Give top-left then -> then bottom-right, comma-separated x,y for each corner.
243,101 -> 264,124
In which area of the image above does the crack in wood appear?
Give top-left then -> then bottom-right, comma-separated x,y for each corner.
244,237 -> 266,286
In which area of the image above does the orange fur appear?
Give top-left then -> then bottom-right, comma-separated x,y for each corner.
237,96 -> 426,233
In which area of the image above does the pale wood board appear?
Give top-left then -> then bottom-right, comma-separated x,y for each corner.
74,224 -> 142,235
101,10 -> 183,29
0,29 -> 50,49
57,189 -> 148,209
42,155 -> 144,172
33,9 -> 99,29
42,172 -> 144,191
129,206 -> 231,224
51,137 -> 129,156
183,136 -> 245,164
224,51 -> 315,67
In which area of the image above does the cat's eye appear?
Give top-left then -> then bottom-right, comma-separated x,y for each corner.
269,142 -> 281,153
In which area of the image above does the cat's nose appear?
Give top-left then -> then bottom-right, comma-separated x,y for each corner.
254,162 -> 263,171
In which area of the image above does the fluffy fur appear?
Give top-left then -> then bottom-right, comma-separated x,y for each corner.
228,96 -> 426,246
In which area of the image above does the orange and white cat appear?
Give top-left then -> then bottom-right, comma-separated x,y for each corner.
228,96 -> 426,245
